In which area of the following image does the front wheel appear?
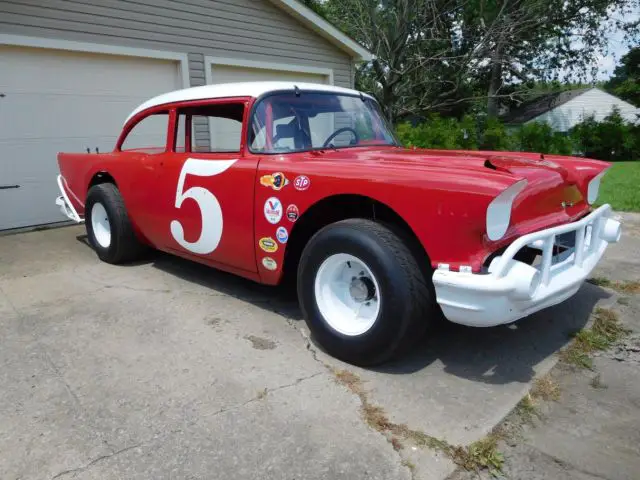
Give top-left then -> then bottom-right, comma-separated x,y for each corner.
85,183 -> 145,264
297,219 -> 435,366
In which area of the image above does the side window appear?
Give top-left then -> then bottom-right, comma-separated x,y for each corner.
177,103 -> 244,153
121,112 -> 169,152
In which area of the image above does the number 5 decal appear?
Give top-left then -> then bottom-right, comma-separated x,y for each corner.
170,158 -> 237,255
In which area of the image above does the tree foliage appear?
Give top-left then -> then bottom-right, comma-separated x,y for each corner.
604,47 -> 640,106
305,0 -> 640,121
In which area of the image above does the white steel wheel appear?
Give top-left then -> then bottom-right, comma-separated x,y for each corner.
91,202 -> 111,248
314,253 -> 382,336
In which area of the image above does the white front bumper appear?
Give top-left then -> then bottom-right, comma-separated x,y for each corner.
433,205 -> 621,327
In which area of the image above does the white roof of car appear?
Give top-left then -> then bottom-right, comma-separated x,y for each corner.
125,82 -> 373,125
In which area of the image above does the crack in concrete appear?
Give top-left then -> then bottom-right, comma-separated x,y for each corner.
51,444 -> 142,479
42,350 -> 82,409
201,371 -> 325,419
281,317 -> 417,479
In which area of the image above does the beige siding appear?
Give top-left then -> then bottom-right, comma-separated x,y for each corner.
0,0 -> 354,88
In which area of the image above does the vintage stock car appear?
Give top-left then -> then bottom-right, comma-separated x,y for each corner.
56,82 -> 622,366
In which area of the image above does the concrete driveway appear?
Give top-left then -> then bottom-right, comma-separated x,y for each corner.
0,216 -> 634,480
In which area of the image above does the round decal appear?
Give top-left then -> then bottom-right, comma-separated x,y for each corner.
294,175 -> 310,191
260,172 -> 289,191
262,257 -> 278,271
276,226 -> 289,244
263,197 -> 283,224
259,237 -> 278,253
286,204 -> 299,222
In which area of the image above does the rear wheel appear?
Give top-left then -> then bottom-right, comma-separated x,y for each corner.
297,219 -> 435,366
85,183 -> 144,264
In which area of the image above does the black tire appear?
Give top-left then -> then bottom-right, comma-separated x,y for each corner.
85,183 -> 144,264
297,219 -> 435,366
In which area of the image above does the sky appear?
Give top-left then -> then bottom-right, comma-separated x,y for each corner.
594,5 -> 639,80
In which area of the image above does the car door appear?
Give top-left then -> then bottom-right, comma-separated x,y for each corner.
140,99 -> 258,273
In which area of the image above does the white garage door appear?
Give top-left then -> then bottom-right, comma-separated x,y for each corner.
0,46 -> 182,230
208,64 -> 329,151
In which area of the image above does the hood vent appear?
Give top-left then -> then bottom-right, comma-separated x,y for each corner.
484,159 -> 497,170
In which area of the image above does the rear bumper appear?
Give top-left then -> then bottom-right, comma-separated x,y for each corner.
55,175 -> 84,223
433,205 -> 621,327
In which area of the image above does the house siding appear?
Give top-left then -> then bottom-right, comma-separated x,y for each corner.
0,0 -> 354,88
527,89 -> 640,132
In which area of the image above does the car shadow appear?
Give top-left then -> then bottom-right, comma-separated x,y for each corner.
79,236 -> 612,387
373,282 -> 611,383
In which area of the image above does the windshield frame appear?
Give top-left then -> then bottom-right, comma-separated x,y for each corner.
246,90 -> 400,155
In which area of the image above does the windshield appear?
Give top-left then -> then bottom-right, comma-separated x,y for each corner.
249,92 -> 398,154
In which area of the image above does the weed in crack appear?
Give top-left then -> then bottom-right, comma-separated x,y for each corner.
587,277 -> 640,294
531,375 -> 561,402
331,368 -> 504,475
560,308 -> 630,370
590,373 -> 608,389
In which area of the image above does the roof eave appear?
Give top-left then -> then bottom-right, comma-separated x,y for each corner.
268,0 -> 373,62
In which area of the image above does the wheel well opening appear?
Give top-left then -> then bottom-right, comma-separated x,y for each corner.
89,172 -> 117,189
283,194 -> 432,284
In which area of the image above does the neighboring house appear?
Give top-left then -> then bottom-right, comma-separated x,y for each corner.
0,0 -> 371,230
503,87 -> 640,132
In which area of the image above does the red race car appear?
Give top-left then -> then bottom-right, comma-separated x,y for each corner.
56,82 -> 622,366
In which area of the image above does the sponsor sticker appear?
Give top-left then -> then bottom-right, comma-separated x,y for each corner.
293,175 -> 310,191
262,257 -> 278,271
259,237 -> 278,253
276,226 -> 289,244
260,172 -> 289,191
263,197 -> 283,224
286,204 -> 299,222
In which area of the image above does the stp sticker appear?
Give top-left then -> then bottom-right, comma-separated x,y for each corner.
263,197 -> 283,224
276,226 -> 289,244
259,237 -> 278,253
293,175 -> 310,191
262,257 -> 278,271
286,204 -> 299,222
260,172 -> 289,191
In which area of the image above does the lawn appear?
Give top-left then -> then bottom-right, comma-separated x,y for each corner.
597,161 -> 640,212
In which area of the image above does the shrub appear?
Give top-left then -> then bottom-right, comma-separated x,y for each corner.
571,107 -> 640,161
513,122 -> 574,155
394,107 -> 638,161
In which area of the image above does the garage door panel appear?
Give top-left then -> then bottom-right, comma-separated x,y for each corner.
0,136 -> 120,184
0,95 -> 144,141
0,46 -> 180,96
0,46 -> 181,230
0,182 -> 62,230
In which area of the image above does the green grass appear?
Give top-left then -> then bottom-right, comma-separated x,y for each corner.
597,161 -> 640,212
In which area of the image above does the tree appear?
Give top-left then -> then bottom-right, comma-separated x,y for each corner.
458,0 -> 639,117
312,0 -> 488,122
604,47 -> 640,106
302,0 -> 639,122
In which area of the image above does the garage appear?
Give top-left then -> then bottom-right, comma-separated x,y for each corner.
0,0 -> 370,231
0,46 -> 183,230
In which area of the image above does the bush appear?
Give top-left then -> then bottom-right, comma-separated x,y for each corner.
396,114 -> 478,150
571,108 -> 640,161
513,122 -> 574,155
394,107 -> 638,161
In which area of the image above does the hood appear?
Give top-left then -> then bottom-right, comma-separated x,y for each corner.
312,146 -> 596,229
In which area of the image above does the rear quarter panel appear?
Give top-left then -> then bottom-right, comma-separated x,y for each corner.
57,151 -> 148,234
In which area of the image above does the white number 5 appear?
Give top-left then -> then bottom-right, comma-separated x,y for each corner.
170,158 -> 237,255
